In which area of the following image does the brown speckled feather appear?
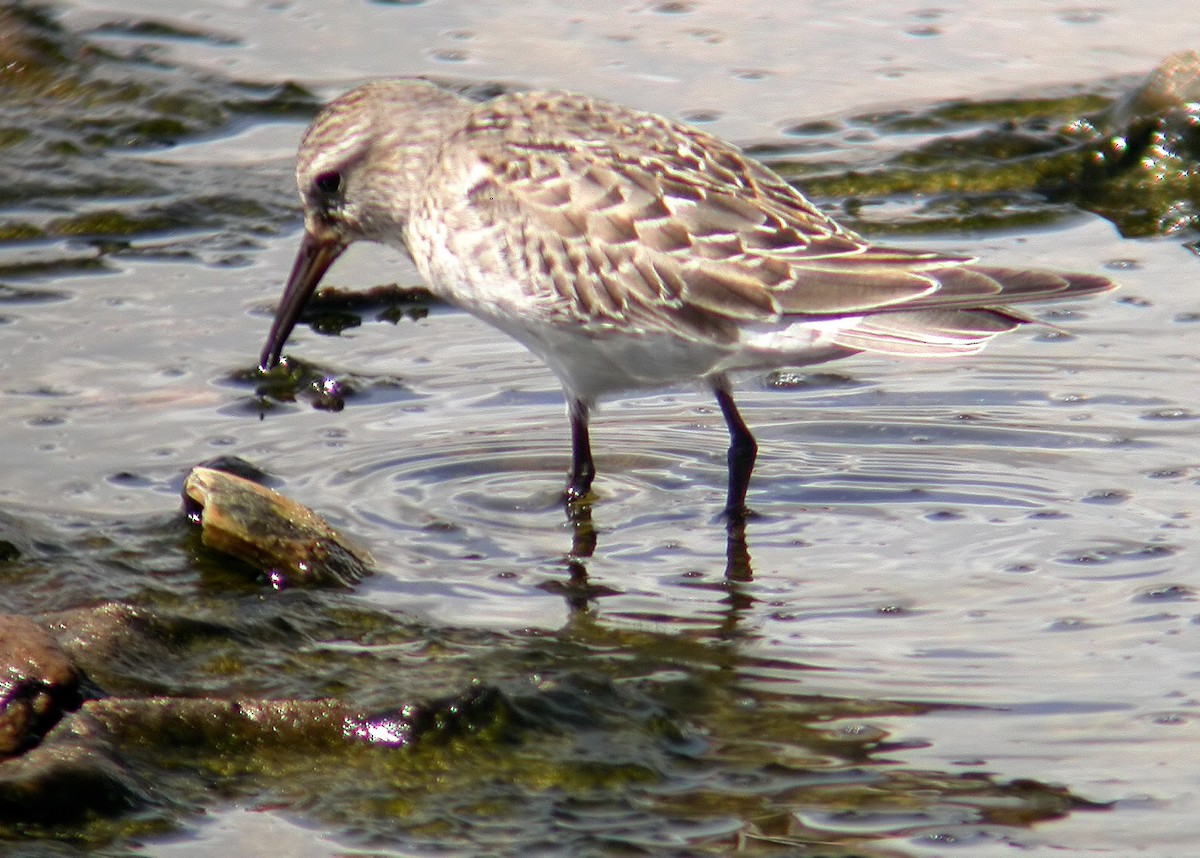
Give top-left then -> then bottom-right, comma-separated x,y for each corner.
424,90 -> 1110,346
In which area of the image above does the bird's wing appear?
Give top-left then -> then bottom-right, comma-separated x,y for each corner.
427,91 -> 1110,344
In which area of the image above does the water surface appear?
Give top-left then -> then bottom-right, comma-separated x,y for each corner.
2,2 -> 1199,856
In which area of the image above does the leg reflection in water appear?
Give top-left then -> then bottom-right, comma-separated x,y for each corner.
544,501 -> 757,622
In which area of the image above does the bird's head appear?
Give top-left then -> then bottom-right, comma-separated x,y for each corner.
259,79 -> 472,371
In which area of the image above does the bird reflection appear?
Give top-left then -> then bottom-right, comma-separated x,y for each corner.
551,499 -> 757,620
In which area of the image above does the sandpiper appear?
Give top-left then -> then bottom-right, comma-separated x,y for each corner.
259,79 -> 1115,519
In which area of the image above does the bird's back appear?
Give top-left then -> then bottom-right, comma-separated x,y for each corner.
407,87 -> 1113,363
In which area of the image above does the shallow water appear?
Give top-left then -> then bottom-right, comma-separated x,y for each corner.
2,2 -> 1200,856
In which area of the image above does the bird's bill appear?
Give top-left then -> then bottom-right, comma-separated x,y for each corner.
259,230 -> 346,371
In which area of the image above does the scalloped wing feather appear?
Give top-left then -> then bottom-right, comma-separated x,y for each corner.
429,90 -> 1113,345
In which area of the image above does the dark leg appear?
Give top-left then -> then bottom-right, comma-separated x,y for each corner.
724,513 -> 753,583
565,398 -> 596,504
714,385 -> 757,522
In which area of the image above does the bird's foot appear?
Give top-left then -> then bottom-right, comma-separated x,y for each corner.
562,494 -> 597,559
563,485 -> 592,507
562,484 -> 596,525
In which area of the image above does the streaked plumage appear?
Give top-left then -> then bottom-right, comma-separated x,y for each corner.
260,79 -> 1115,517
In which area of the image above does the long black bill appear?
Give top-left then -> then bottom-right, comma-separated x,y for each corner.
259,230 -> 346,371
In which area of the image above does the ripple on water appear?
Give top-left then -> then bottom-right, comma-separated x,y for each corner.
243,314 -> 1175,635
2,4 -> 1200,854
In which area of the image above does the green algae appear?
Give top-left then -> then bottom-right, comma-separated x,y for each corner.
768,53 -> 1200,239
47,209 -> 178,237
0,5 -> 319,268
0,221 -> 44,241
1,587 -> 1107,854
0,515 -> 1113,853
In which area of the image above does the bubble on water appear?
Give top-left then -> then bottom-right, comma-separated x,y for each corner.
1033,329 -> 1076,343
679,109 -> 721,123
1058,7 -> 1107,25
1143,466 -> 1192,479
1057,543 -> 1179,565
685,26 -> 723,44
1117,295 -> 1153,307
1082,489 -> 1130,505
876,65 -> 916,80
1141,408 -> 1197,421
731,68 -> 774,81
1143,711 -> 1192,726
783,119 -> 842,136
1136,584 -> 1196,603
651,1 -> 695,13
765,370 -> 860,390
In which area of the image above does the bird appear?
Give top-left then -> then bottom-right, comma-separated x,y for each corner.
259,78 -> 1115,520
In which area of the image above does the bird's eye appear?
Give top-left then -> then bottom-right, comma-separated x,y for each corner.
313,171 -> 343,195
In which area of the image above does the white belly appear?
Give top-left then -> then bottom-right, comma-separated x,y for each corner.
486,314 -> 858,402
404,220 -> 857,401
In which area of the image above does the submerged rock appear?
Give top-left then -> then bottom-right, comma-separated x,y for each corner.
770,50 -> 1200,239
1074,50 -> 1200,235
183,466 -> 372,588
1094,50 -> 1200,161
0,706 -> 145,823
347,684 -> 508,748
0,615 -> 84,757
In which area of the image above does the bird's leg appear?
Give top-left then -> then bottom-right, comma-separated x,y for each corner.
714,385 -> 757,523
565,397 -> 596,506
724,512 -> 753,583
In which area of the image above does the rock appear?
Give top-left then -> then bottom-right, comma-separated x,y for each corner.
346,684 -> 506,747
0,707 -> 144,823
1076,50 -> 1200,234
0,614 -> 83,756
183,466 -> 373,588
1102,50 -> 1200,141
